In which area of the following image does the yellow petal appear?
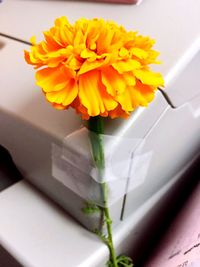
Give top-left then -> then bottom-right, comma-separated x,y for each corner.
59,26 -> 74,45
46,80 -> 78,106
74,28 -> 84,47
54,81 -> 68,91
118,88 -> 143,111
123,72 -> 136,86
116,84 -> 152,111
134,69 -> 164,86
80,49 -> 96,59
130,47 -> 148,59
54,16 -> 69,27
66,55 -> 82,71
43,31 -> 60,50
116,88 -> 136,111
79,56 -> 110,75
97,27 -> 114,54
112,59 -> 141,74
136,81 -> 155,102
101,66 -> 127,96
79,71 -> 106,116
119,47 -> 129,58
30,36 -> 36,46
46,55 -> 66,68
90,43 -> 96,50
99,81 -> 118,111
36,67 -> 70,92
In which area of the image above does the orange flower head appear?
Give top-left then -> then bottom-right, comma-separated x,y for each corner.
25,17 -> 164,119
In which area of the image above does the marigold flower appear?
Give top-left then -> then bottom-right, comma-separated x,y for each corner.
25,16 -> 164,119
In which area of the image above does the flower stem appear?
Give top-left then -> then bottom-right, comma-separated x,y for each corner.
88,116 -> 118,267
102,183 -> 118,267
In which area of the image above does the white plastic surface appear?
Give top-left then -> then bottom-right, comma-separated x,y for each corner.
0,171 -> 190,267
163,51 -> 200,107
124,102 -> 200,218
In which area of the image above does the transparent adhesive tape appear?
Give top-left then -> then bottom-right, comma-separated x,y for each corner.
52,127 -> 152,207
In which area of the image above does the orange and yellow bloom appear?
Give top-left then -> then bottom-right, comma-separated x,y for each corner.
25,17 -> 164,119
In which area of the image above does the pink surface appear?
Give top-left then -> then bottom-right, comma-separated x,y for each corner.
92,0 -> 141,3
145,182 -> 200,267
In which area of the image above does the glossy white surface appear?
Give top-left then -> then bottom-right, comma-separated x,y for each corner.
166,51 -> 200,107
125,102 -> 200,217
0,173 -> 187,267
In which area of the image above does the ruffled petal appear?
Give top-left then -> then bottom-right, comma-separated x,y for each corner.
123,72 -> 136,86
130,47 -> 148,59
46,79 -> 78,106
78,55 -> 110,75
108,105 -> 129,119
99,81 -> 118,111
134,69 -> 164,86
79,71 -> 106,116
116,82 -> 155,112
136,80 -> 155,102
112,59 -> 141,74
101,66 -> 127,96
78,70 -> 117,117
35,67 -> 70,92
78,60 -> 103,75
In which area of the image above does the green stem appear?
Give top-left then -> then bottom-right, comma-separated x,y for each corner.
102,183 -> 118,267
88,116 -> 118,267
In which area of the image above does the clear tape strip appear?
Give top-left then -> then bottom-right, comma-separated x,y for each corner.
52,128 -> 152,207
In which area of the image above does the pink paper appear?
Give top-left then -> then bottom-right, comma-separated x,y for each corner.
145,182 -> 200,267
